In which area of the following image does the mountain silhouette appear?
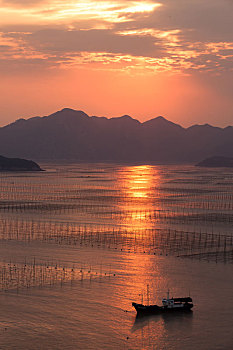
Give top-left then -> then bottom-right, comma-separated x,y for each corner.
0,155 -> 42,171
1,108 -> 233,163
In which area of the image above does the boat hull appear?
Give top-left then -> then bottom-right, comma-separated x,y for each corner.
132,302 -> 193,316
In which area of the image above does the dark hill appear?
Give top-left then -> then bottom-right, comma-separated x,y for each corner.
196,156 -> 233,168
1,108 -> 233,163
0,155 -> 42,171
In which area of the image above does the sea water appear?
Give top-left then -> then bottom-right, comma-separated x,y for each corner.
0,163 -> 232,350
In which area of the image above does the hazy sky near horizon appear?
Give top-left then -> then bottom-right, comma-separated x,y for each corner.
0,0 -> 233,127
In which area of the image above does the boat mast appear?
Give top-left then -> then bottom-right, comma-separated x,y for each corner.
167,289 -> 170,300
140,292 -> 143,304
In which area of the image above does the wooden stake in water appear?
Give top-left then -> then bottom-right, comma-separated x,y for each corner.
147,284 -> 150,306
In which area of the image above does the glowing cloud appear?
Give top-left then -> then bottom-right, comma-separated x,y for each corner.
53,1 -> 161,21
0,0 -> 161,25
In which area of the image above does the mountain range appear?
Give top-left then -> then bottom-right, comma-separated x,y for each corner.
0,108 -> 233,163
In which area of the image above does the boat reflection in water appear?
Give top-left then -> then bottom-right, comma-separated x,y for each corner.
131,309 -> 193,332
131,309 -> 193,350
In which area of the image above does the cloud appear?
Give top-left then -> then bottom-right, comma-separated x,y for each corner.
26,28 -> 165,57
0,0 -> 233,75
0,0 -> 45,7
1,26 -> 233,75
126,0 -> 233,42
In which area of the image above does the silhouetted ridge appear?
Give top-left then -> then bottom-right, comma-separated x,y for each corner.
0,155 -> 42,171
1,108 -> 233,163
143,116 -> 183,129
111,115 -> 139,121
3,118 -> 26,129
48,108 -> 89,120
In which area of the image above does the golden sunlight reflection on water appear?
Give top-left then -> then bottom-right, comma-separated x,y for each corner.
115,164 -> 161,234
119,165 -> 157,199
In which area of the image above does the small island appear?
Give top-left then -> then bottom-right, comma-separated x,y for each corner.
0,155 -> 43,171
196,156 -> 233,168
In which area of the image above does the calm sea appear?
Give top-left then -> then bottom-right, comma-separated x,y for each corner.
0,163 -> 232,350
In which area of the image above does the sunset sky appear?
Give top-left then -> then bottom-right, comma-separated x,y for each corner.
0,0 -> 233,127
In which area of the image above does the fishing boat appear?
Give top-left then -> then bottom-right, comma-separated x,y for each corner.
132,290 -> 193,316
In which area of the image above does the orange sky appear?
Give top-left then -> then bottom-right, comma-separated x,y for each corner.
0,0 -> 233,127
